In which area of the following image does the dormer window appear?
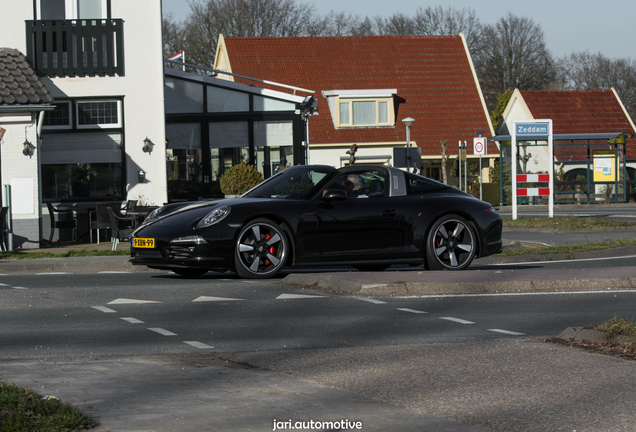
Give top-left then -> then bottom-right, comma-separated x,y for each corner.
323,89 -> 396,128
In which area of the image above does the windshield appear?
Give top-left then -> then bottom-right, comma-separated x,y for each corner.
243,166 -> 334,199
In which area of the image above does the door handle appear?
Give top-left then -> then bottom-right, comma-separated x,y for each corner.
382,209 -> 397,217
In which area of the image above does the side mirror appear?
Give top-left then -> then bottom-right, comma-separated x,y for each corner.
322,189 -> 347,202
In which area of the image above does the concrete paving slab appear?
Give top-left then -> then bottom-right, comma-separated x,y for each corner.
1,355 -> 491,432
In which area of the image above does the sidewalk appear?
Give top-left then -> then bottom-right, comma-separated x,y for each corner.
3,355 -> 489,432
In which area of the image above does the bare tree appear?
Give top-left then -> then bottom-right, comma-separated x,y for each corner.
162,14 -> 187,68
376,12 -> 416,35
557,51 -> 636,120
440,140 -> 449,184
177,0 -> 319,68
319,10 -> 367,36
473,13 -> 555,111
412,6 -> 482,51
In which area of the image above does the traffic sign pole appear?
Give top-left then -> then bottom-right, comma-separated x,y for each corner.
458,140 -> 462,191
473,136 -> 486,201
464,141 -> 467,193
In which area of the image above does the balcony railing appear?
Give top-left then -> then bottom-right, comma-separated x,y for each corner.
26,19 -> 124,78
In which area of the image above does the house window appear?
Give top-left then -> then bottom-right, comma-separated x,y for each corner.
339,102 -> 350,124
324,90 -> 397,128
43,101 -> 72,130
76,100 -> 121,129
36,0 -> 108,20
338,98 -> 393,127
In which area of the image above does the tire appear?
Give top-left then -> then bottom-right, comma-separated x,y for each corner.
234,218 -> 288,279
353,264 -> 390,272
172,268 -> 209,277
425,214 -> 476,270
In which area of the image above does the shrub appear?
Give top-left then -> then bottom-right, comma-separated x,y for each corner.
219,164 -> 263,196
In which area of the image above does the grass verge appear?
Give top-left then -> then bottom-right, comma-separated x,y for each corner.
0,380 -> 92,431
550,315 -> 636,361
497,237 -> 636,256
502,216 -> 636,229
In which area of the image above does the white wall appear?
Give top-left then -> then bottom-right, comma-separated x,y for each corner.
40,0 -> 167,207
0,114 -> 41,248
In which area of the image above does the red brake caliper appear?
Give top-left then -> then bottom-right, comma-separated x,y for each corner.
265,234 -> 273,265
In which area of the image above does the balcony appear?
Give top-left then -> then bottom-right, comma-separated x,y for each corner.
26,19 -> 124,78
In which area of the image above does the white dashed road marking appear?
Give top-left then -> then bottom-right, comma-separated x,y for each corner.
358,298 -> 387,304
440,317 -> 476,325
487,329 -> 526,336
277,294 -> 327,300
193,296 -> 243,302
397,308 -> 428,314
92,306 -> 117,313
12,287 -> 29,290
184,341 -> 213,349
120,317 -> 144,324
148,328 -> 177,336
108,298 -> 161,304
36,272 -> 71,275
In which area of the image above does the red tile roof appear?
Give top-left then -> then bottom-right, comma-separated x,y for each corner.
520,90 -> 636,159
222,35 -> 495,156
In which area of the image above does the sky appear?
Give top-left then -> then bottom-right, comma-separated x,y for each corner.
161,0 -> 636,60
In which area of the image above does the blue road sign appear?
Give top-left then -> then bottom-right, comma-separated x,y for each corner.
516,122 -> 549,136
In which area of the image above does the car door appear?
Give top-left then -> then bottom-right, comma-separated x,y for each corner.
295,169 -> 400,263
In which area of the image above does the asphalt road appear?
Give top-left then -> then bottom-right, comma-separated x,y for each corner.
2,269 -> 635,360
3,256 -> 636,432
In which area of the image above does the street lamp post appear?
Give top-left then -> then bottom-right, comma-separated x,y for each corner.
401,117 -> 415,171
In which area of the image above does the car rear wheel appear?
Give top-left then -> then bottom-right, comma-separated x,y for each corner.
234,218 -> 288,279
426,214 -> 476,270
172,268 -> 209,277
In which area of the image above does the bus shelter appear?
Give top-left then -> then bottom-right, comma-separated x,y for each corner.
489,132 -> 635,207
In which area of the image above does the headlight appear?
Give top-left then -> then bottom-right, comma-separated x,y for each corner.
197,206 -> 230,228
170,235 -> 208,244
143,206 -> 165,224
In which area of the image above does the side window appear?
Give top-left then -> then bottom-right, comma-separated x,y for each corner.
406,172 -> 448,194
324,170 -> 387,198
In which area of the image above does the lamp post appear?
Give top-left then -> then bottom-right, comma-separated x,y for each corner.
401,117 -> 415,171
300,96 -> 318,165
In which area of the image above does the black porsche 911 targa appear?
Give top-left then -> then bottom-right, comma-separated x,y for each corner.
130,164 -> 502,278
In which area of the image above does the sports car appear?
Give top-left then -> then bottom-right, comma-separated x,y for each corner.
130,164 -> 502,278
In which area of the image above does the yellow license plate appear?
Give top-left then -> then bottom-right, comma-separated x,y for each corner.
133,238 -> 155,248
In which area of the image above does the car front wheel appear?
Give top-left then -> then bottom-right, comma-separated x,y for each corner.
426,214 -> 476,270
234,218 -> 288,279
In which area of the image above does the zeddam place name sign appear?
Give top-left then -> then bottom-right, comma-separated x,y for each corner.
516,122 -> 549,136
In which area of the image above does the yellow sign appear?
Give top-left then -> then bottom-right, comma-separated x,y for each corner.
593,150 -> 616,182
460,149 -> 466,161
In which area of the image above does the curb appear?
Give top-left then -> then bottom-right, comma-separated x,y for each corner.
282,274 -> 636,295
0,256 -> 154,273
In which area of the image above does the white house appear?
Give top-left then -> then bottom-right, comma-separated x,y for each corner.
1,0 -> 166,247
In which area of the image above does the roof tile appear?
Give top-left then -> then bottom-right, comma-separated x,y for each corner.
223,36 -> 494,155
520,90 -> 636,159
0,48 -> 53,106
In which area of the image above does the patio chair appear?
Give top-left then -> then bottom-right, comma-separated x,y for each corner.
90,202 -> 114,244
46,202 -> 77,243
107,206 -> 137,251
123,200 -> 138,214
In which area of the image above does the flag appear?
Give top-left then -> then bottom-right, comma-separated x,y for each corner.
167,51 -> 183,61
